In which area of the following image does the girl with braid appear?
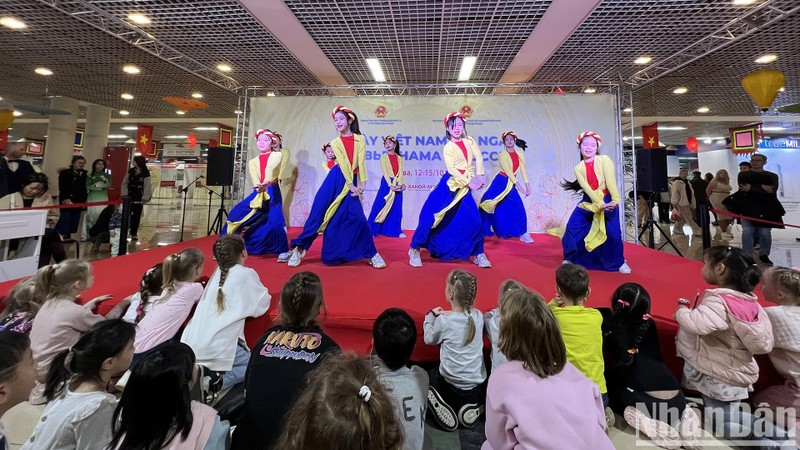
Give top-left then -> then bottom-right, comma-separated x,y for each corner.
181,235 -> 271,390
601,283 -> 700,448
232,271 -> 340,449
423,269 -> 486,431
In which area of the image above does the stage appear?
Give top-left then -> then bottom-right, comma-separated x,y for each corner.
0,229 -> 781,389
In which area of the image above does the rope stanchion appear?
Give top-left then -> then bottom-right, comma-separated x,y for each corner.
710,209 -> 795,229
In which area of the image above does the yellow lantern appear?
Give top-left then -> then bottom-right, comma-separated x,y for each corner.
742,69 -> 785,112
0,109 -> 15,131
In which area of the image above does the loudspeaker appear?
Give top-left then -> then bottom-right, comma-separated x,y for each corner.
636,148 -> 668,192
206,147 -> 234,186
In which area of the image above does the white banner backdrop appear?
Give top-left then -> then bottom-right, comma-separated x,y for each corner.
248,95 -> 619,231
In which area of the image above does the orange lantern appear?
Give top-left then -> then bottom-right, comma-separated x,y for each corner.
0,109 -> 15,130
742,69 -> 785,112
686,136 -> 699,152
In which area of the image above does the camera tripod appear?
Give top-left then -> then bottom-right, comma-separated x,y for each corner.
207,185 -> 229,236
637,195 -> 682,256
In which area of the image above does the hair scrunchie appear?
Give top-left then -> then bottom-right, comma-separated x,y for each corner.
358,385 -> 372,402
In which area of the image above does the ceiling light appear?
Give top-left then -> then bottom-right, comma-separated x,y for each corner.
176,110 -> 186,115
164,135 -> 189,139
194,127 -> 218,131
121,93 -> 134,100
779,87 -> 785,92
12,111 -> 22,117
123,65 -> 141,74
673,87 -> 688,94
118,110 -> 130,116
34,67 -> 53,76
762,126 -> 784,131
634,56 -> 652,65
0,17 -> 27,29
107,134 -> 129,139
216,63 -> 233,72
365,58 -> 387,82
703,139 -> 712,144
191,92 -> 204,99
657,126 -> 687,130
0,97 -> 3,101
458,56 -> 477,81
697,106 -> 710,113
127,13 -> 151,25
234,110 -> 243,115
623,107 -> 633,113
755,53 -> 778,64
267,92 -> 276,97
732,0 -> 756,5
121,126 -> 138,130
584,87 -> 597,94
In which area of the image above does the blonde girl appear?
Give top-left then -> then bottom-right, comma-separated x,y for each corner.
132,248 -> 205,364
706,168 -> 733,239
423,269 -> 485,431
28,260 -> 130,404
484,279 -> 528,371
181,235 -> 271,390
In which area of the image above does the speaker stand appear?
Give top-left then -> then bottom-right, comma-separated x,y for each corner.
208,186 -> 229,236
637,195 -> 682,257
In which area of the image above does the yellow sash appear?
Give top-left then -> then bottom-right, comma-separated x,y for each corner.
432,186 -> 470,228
374,188 -> 396,223
479,178 -> 514,213
577,189 -> 608,251
225,191 -> 268,234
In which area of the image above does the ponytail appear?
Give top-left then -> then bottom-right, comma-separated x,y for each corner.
446,270 -> 478,346
161,248 -> 204,294
44,349 -> 71,401
464,310 -> 476,346
33,260 -> 92,303
212,235 -> 245,312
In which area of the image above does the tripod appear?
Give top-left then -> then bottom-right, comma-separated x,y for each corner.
207,186 -> 229,235
637,194 -> 682,256
179,175 -> 203,243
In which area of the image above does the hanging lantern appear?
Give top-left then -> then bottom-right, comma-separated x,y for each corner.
742,69 -> 785,112
686,136 -> 699,152
187,134 -> 197,148
0,109 -> 15,130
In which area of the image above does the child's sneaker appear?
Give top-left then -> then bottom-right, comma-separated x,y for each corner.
473,253 -> 491,268
618,262 -> 632,274
287,248 -> 305,267
426,387 -> 457,431
458,403 -> 484,428
277,251 -> 291,263
623,406 -> 682,449
520,233 -> 534,244
605,406 -> 616,430
369,252 -> 386,269
408,248 -> 422,268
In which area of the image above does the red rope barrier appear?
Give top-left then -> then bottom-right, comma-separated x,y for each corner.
1,199 -> 123,212
710,208 -> 797,229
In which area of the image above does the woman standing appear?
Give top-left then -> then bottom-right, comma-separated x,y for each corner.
409,112 -> 490,268
85,159 -> 111,234
706,169 -> 733,240
367,135 -> 406,238
286,105 -> 385,268
56,155 -> 88,240
121,155 -> 152,240
480,130 -> 533,243
561,131 -> 630,273
223,129 -> 290,259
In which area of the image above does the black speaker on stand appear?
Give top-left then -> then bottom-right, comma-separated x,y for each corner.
635,148 -> 682,256
206,147 -> 234,235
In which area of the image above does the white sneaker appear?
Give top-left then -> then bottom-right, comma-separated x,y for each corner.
474,253 -> 491,268
287,248 -> 305,267
619,262 -> 632,274
398,232 -> 407,238
562,259 -> 571,265
277,251 -> 291,263
408,248 -> 422,268
370,253 -> 386,269
520,233 -> 534,244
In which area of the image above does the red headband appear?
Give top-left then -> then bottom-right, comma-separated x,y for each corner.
332,105 -> 356,120
576,131 -> 602,146
320,142 -> 331,152
443,112 -> 466,127
384,135 -> 398,144
501,131 -> 518,142
254,129 -> 276,141
272,132 -> 282,141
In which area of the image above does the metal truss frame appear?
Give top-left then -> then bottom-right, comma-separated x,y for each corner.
627,0 -> 800,89
242,83 -> 618,97
36,0 -> 241,93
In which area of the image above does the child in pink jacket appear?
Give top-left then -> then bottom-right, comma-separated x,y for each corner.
753,267 -> 800,431
675,246 -> 790,446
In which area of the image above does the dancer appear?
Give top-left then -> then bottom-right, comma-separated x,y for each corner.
223,129 -> 290,261
561,131 -> 630,273
286,105 -> 386,268
367,135 -> 406,238
480,130 -> 533,243
409,112 -> 490,268
321,142 -> 336,172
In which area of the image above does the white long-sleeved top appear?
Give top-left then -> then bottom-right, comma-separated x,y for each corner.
424,309 -> 486,389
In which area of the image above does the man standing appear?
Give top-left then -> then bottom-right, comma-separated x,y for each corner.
690,170 -> 711,225
2,142 -> 34,194
738,153 -> 783,266
671,169 -> 701,236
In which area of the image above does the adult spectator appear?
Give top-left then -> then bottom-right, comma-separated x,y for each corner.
0,147 -> 8,198
657,180 -> 672,224
670,169 -> 700,236
706,169 -> 733,240
690,170 -> 711,225
0,173 -> 66,267
739,161 -> 752,172
738,153 -> 783,266
121,155 -> 152,240
3,142 -> 34,194
85,159 -> 111,234
56,155 -> 88,240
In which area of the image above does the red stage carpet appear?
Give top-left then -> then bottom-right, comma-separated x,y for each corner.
0,230 -> 780,389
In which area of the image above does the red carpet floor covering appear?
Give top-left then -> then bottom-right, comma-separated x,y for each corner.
0,229 -> 780,388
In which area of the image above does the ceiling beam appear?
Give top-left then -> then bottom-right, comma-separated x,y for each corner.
493,0 -> 603,95
630,116 -> 800,127
14,118 -> 237,125
238,0 -> 354,96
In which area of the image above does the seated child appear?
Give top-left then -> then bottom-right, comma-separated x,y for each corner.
484,279 -> 528,372
373,308 -> 428,450
121,263 -> 164,324
0,331 -> 37,447
0,278 -> 38,334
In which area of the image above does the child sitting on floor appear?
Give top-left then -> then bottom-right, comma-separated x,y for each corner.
0,331 -> 36,448
484,279 -> 528,371
121,263 -> 164,324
